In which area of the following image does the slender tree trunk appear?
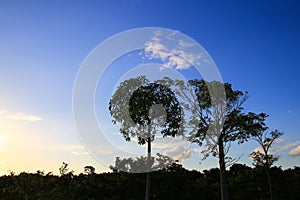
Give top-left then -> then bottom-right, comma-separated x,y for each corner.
265,167 -> 273,200
218,136 -> 228,200
145,136 -> 151,200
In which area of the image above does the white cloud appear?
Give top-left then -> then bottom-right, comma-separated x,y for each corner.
178,40 -> 195,48
0,110 -> 42,122
143,34 -> 202,70
251,140 -> 300,156
274,137 -> 285,144
252,147 -> 264,154
272,141 -> 300,154
152,137 -> 189,150
163,145 -> 192,162
66,145 -> 112,156
66,145 -> 88,155
70,151 -> 89,155
152,137 -> 176,149
289,145 -> 300,156
0,160 -> 5,164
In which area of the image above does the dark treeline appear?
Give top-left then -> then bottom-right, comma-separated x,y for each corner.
0,163 -> 299,200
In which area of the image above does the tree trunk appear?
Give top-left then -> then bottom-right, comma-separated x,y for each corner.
145,136 -> 151,200
265,167 -> 273,200
218,136 -> 228,200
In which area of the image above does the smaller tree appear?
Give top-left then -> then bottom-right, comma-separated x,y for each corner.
251,129 -> 283,200
84,166 -> 95,175
110,153 -> 175,173
59,162 -> 69,176
59,162 -> 74,176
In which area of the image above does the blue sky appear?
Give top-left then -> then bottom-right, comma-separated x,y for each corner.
0,0 -> 300,174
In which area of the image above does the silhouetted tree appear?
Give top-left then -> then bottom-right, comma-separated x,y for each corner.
157,78 -> 268,200
110,153 -> 175,173
59,162 -> 69,176
229,163 -> 251,176
251,129 -> 283,200
109,76 -> 182,200
84,166 -> 95,175
2,165 -> 300,199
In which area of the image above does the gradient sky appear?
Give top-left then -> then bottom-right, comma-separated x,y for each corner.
0,0 -> 300,175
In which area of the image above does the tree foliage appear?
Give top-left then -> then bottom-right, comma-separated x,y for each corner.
110,153 -> 175,173
251,130 -> 283,168
109,76 -> 182,144
84,166 -> 96,175
156,78 -> 268,200
109,76 -> 183,200
59,162 -> 69,176
129,82 -> 182,144
251,129 -> 284,200
1,164 -> 300,200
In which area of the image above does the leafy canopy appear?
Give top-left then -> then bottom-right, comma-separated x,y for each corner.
109,76 -> 182,145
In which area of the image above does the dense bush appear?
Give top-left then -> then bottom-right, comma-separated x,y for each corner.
0,164 -> 299,200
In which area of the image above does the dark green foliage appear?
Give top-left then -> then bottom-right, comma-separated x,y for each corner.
84,166 -> 96,175
185,79 -> 267,152
129,83 -> 182,144
110,153 -> 174,173
250,130 -> 284,200
109,76 -> 182,144
109,77 -> 183,200
109,76 -> 149,143
251,130 -> 283,168
167,78 -> 268,200
109,77 -> 270,200
1,164 -> 299,200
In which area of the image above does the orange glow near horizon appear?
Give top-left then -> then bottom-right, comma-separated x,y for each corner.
0,116 -> 109,175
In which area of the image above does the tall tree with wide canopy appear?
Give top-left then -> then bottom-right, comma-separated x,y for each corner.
109,76 -> 182,200
156,78 -> 268,200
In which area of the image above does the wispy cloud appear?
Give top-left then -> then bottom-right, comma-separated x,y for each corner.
252,147 -> 264,154
146,136 -> 197,161
163,145 -> 192,162
133,136 -> 200,162
66,145 -> 112,156
143,32 -> 203,70
0,110 -> 42,122
178,40 -> 195,48
151,137 -> 191,151
152,137 -> 180,149
289,145 -> 300,156
70,151 -> 89,155
272,141 -> 300,154
251,140 -> 300,156
66,145 -> 89,155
